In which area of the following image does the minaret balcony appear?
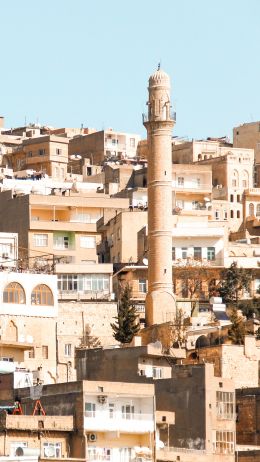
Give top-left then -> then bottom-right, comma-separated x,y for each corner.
142,111 -> 176,124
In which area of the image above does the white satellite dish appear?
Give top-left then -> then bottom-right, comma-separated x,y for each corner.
204,197 -> 210,202
142,258 -> 148,266
70,154 -> 82,160
44,447 -> 55,457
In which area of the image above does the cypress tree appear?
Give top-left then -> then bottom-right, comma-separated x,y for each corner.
111,284 -> 140,344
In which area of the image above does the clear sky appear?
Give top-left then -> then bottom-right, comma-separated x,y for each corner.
1,0 -> 260,140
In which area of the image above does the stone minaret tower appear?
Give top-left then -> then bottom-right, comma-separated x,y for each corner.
143,67 -> 176,326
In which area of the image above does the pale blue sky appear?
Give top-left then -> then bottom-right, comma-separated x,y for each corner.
1,0 -> 260,140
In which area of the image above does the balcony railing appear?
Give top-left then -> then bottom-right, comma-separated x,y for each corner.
173,183 -> 211,190
142,111 -> 176,123
84,411 -> 154,433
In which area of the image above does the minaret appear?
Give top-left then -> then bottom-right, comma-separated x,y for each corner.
143,67 -> 176,326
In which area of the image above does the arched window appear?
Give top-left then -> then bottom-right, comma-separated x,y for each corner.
3,282 -> 26,304
257,204 -> 260,217
242,170 -> 249,188
232,169 -> 239,187
198,154 -> 202,161
249,203 -> 254,216
31,284 -> 54,306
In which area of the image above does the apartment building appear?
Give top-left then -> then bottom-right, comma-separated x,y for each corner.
10,380 -> 155,462
172,138 -> 232,164
68,129 -> 140,165
0,270 -> 57,384
76,348 -> 236,462
3,135 -> 69,180
0,189 -> 129,300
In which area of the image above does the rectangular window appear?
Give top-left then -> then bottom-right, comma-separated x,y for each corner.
182,247 -> 188,259
57,274 -> 109,293
194,247 -> 202,260
64,344 -> 72,357
122,405 -> 134,419
216,391 -> 235,420
177,177 -> 184,186
39,149 -> 46,156
56,148 -> 62,155
139,279 -> 147,293
80,236 -> 96,248
28,348 -> 35,359
109,403 -> 115,419
152,367 -> 162,379
242,180 -> 247,187
130,138 -> 135,147
172,247 -> 176,260
27,151 -> 32,158
33,234 -> 48,247
207,247 -> 215,261
230,194 -> 234,202
43,442 -> 62,458
215,210 -> 220,220
42,346 -> 48,359
232,179 -> 237,187
85,402 -> 96,418
53,234 -> 71,250
214,431 -> 234,454
224,210 -> 228,220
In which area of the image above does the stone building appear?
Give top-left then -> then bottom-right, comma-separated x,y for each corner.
5,379 -> 155,462
68,128 -> 140,165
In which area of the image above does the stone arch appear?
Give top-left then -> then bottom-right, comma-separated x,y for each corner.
242,170 -> 249,188
249,203 -> 254,216
232,169 -> 239,187
195,335 -> 210,348
3,282 -> 26,304
5,320 -> 18,342
31,284 -> 54,306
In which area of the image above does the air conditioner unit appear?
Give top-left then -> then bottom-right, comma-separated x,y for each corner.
87,433 -> 97,442
97,395 -> 107,404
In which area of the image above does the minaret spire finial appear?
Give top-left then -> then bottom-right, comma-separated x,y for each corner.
157,62 -> 161,71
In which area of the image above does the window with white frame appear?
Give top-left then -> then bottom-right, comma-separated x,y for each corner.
58,274 -> 109,293
194,247 -> 202,260
122,405 -> 134,419
80,236 -> 96,248
64,343 -> 72,357
109,403 -> 115,419
177,177 -> 184,186
129,138 -> 135,147
182,247 -> 188,259
214,431 -> 234,454
139,279 -> 147,293
216,391 -> 235,419
119,448 -> 132,462
207,247 -> 215,261
53,235 -> 71,249
33,234 -> 48,247
43,442 -> 62,458
85,402 -> 96,418
152,367 -> 162,379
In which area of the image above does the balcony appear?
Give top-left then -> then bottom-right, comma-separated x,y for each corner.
142,111 -> 176,123
0,414 -> 74,431
30,218 -> 97,232
84,411 -> 154,433
172,182 -> 211,193
58,290 -> 111,301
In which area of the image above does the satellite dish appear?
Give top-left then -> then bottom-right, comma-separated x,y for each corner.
44,447 -> 55,457
142,258 -> 148,266
204,197 -> 210,202
70,154 -> 82,160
